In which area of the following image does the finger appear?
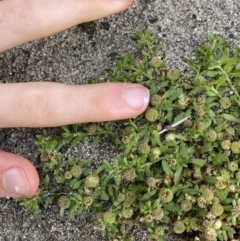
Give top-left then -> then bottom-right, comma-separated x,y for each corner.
0,151 -> 39,198
0,0 -> 133,51
0,82 -> 150,128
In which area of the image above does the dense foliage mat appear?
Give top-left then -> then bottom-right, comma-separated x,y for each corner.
17,30 -> 240,241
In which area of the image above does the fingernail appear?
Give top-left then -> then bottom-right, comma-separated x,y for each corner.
3,167 -> 30,196
124,86 -> 150,110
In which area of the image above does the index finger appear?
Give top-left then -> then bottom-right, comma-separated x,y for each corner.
0,0 -> 133,52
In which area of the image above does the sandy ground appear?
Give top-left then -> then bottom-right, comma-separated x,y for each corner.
0,0 -> 240,240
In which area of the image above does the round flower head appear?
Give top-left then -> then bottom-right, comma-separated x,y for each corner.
85,174 -> 100,188
217,132 -> 224,140
83,196 -> 93,207
159,188 -> 173,203
173,221 -> 185,234
58,196 -> 71,209
214,220 -> 222,230
205,130 -> 217,142
150,94 -> 162,106
152,208 -> 164,221
211,203 -> 224,217
103,211 -> 116,224
70,165 -> 82,178
228,161 -> 238,172
117,193 -> 125,202
231,141 -> 240,154
221,140 -> 231,150
136,75 -> 144,82
220,168 -> 230,180
121,208 -> 133,219
124,125 -> 134,135
181,200 -> 192,212
145,214 -> 153,223
197,197 -> 208,208
125,191 -> 136,204
123,169 -> 136,182
166,133 -> 176,142
64,171 -> 72,180
145,108 -> 159,122
146,177 -> 156,187
138,143 -> 151,155
215,176 -> 227,190
202,188 -> 214,202
204,228 -> 217,241
150,57 -> 163,68
88,123 -> 98,133
166,68 -> 180,81
220,97 -> 231,109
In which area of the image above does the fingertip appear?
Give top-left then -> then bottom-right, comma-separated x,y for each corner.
0,152 -> 39,198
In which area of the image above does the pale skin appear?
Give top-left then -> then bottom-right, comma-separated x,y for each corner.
0,0 -> 150,198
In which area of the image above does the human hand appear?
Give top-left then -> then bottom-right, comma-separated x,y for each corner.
0,0 -> 150,198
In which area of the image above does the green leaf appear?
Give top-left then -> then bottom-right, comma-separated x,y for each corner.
162,160 -> 173,175
229,71 -> 240,77
188,159 -> 206,167
215,73 -> 227,89
220,48 -> 229,64
174,165 -> 183,185
100,191 -> 109,201
141,190 -> 156,200
220,113 -> 240,124
71,136 -> 81,147
206,71 -> 220,77
223,57 -> 238,72
92,135 -> 100,147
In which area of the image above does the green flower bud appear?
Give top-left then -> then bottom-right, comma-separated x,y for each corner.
149,234 -> 158,241
145,108 -> 159,122
204,228 -> 217,241
231,141 -> 240,154
83,196 -> 93,207
88,123 -> 98,133
40,152 -> 49,162
217,132 -> 224,141
58,196 -> 71,209
64,171 -> 72,180
125,191 -> 136,204
54,174 -> 65,184
229,184 -> 237,193
173,221 -> 185,234
196,108 -> 205,117
138,143 -> 151,155
220,168 -> 231,180
197,121 -> 205,130
213,219 -> 222,230
123,169 -> 136,182
103,211 -> 116,224
166,68 -> 180,81
184,119 -> 193,127
121,209 -> 133,219
150,57 -> 163,68
236,172 -> 240,181
117,193 -> 125,202
151,148 -> 161,160
228,161 -> 238,172
145,214 -> 153,223
85,174 -> 100,188
136,75 -> 144,82
152,208 -> 164,221
189,218 -> 199,231
150,94 -> 162,106
154,226 -> 165,236
198,96 -> 206,104
221,140 -> 231,150
181,200 -> 192,212
178,93 -> 190,107
121,136 -> 130,144
70,165 -> 82,178
124,125 -> 134,135
205,130 -> 217,142
215,176 -> 227,190
165,133 -> 176,142
211,203 -> 224,216
159,188 -> 173,203
220,97 -> 231,109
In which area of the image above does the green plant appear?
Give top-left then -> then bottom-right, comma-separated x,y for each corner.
16,30 -> 240,241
